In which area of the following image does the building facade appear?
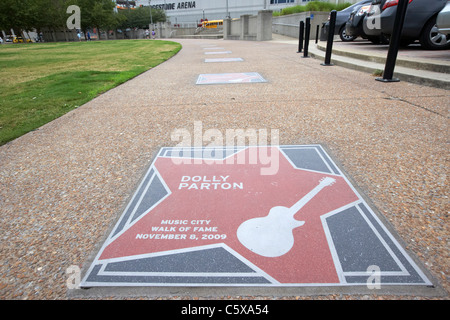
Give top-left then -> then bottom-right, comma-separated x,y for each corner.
135,0 -> 357,26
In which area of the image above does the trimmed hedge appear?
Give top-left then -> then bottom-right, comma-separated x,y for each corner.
273,1 -> 352,16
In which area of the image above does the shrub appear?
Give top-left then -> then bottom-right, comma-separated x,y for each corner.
276,1 -> 352,16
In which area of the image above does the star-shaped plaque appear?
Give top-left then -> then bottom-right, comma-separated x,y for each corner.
81,145 -> 431,287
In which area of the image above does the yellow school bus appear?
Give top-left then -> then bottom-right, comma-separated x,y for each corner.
202,20 -> 223,29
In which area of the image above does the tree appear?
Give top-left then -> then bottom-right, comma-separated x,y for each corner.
47,0 -> 77,41
0,0 -> 34,35
90,0 -> 117,39
117,6 -> 166,30
0,0 -> 165,42
104,11 -> 127,39
0,0 -> 76,40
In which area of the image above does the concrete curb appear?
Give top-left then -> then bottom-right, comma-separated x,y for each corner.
316,42 -> 450,74
308,41 -> 450,90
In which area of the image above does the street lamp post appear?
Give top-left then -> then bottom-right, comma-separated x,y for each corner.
149,0 -> 153,31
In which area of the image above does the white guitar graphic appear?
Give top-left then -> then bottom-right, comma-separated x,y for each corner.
237,177 -> 336,258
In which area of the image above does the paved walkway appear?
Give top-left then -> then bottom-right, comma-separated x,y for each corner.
0,38 -> 448,299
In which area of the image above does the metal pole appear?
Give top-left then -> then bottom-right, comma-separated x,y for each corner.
303,17 -> 311,58
376,0 -> 409,82
315,24 -> 319,44
321,10 -> 336,66
297,21 -> 304,53
149,0 -> 153,30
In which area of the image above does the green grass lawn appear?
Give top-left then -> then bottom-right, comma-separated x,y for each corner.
0,40 -> 181,145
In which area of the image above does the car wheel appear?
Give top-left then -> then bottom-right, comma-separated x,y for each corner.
419,17 -> 450,50
339,26 -> 356,42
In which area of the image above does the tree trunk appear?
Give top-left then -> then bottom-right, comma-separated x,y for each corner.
62,27 -> 69,42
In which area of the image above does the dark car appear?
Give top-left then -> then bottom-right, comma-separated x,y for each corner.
363,0 -> 450,49
323,0 -> 373,41
346,1 -> 389,43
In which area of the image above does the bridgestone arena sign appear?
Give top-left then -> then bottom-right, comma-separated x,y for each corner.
152,1 -> 196,10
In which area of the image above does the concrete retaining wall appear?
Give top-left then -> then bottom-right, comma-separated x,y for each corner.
272,12 -> 329,39
224,10 -> 272,41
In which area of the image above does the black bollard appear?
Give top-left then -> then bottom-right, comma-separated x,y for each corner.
376,0 -> 409,82
297,21 -> 304,53
303,17 -> 311,58
315,24 -> 320,44
322,10 -> 336,66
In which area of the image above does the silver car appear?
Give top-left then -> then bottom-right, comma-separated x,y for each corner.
437,1 -> 450,35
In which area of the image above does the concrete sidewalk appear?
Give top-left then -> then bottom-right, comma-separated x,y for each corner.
0,38 -> 448,299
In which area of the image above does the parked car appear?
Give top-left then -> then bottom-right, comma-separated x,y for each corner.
363,0 -> 450,49
346,1 -> 390,44
323,0 -> 373,41
437,0 -> 450,35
